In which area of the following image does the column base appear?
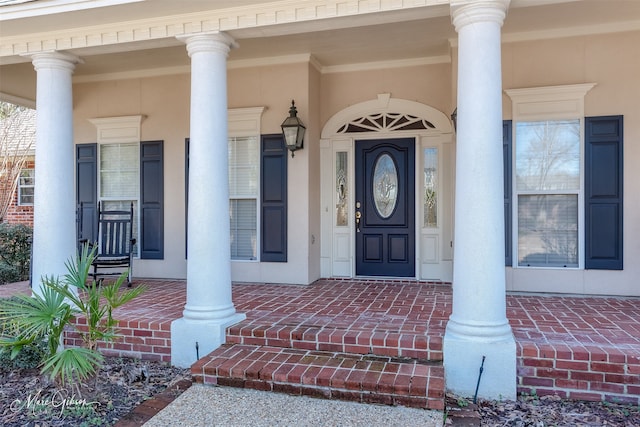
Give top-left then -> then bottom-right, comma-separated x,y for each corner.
170,312 -> 246,368
443,331 -> 516,400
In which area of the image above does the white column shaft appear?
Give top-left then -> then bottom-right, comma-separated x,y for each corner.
171,32 -> 245,368
183,33 -> 236,321
31,52 -> 78,293
445,0 -> 515,400
449,9 -> 510,338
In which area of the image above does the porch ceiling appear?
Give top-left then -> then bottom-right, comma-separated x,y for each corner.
1,0 -> 640,83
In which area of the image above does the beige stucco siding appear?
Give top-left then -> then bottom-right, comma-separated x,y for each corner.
230,62 -> 315,284
320,62 -> 453,128
502,31 -> 640,296
0,63 -> 36,101
4,27 -> 638,295
70,60 -> 455,284
74,75 -> 191,279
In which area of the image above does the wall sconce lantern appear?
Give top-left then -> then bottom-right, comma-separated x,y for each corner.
451,108 -> 457,131
281,100 -> 306,157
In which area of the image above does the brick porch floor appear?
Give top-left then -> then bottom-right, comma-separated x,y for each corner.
3,279 -> 639,407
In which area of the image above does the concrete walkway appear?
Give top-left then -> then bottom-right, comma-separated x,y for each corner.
142,384 -> 444,427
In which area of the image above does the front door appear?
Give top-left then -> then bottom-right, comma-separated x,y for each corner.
355,138 -> 415,277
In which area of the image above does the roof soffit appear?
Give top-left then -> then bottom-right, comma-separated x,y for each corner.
2,0 -> 640,77
0,0 -> 451,62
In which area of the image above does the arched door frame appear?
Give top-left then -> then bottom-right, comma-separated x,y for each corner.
320,93 -> 455,280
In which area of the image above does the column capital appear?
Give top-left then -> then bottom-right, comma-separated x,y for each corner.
451,0 -> 510,31
178,32 -> 237,58
30,51 -> 81,73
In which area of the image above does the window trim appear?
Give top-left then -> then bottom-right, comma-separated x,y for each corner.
17,168 -> 34,206
505,84 -> 595,270
228,107 -> 266,262
89,115 -> 143,258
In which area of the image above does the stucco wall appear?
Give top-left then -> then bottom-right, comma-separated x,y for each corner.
74,75 -> 191,279
70,60 -> 454,285
228,62 -> 315,284
0,63 -> 36,102
320,62 -> 453,127
502,31 -> 640,296
73,62 -> 325,284
6,28 -> 638,295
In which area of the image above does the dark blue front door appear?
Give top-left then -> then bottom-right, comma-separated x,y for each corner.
355,138 -> 415,277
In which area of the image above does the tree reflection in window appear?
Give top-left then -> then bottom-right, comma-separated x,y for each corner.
515,120 -> 580,267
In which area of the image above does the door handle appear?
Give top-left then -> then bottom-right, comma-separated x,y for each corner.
355,210 -> 361,232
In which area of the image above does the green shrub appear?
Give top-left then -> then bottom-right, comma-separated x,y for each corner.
0,223 -> 32,283
0,262 -> 21,284
0,298 -> 47,370
0,339 -> 46,371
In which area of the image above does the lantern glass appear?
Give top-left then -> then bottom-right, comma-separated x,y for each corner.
281,100 -> 306,156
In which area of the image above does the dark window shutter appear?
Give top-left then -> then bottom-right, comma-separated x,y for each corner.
261,134 -> 287,262
503,120 -> 512,267
76,143 -> 98,247
140,141 -> 164,259
585,116 -> 623,270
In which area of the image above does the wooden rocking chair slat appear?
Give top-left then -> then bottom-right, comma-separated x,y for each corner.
78,201 -> 136,286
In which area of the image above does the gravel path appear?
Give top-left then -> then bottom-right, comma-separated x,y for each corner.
143,384 -> 443,427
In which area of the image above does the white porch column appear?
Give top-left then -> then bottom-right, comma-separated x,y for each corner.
30,52 -> 80,296
444,0 -> 516,400
171,32 -> 245,368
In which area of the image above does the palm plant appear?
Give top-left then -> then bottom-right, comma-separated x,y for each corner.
47,243 -> 146,352
0,243 -> 146,387
0,281 -> 72,360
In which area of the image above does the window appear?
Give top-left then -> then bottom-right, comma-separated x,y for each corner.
18,168 -> 34,206
80,116 -> 163,260
77,140 -> 164,260
185,108 -> 267,261
515,120 -> 580,267
336,152 -> 348,226
228,136 -> 259,260
99,142 -> 140,255
506,84 -> 596,269
423,148 -> 438,228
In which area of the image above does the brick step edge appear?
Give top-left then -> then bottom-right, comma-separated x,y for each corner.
227,324 -> 444,361
192,344 -> 445,411
113,376 -> 193,427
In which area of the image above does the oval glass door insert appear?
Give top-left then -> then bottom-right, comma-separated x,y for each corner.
373,153 -> 398,218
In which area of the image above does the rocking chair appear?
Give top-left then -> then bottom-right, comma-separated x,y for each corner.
79,202 -> 136,286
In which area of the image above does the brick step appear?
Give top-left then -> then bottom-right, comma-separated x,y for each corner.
192,344 -> 445,411
226,322 -> 443,361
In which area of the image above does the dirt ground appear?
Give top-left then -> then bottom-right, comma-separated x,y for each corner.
2,358 -> 640,426
0,356 -> 189,427
462,393 -> 640,427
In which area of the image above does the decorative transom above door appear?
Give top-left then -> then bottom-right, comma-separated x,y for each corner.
320,93 -> 454,281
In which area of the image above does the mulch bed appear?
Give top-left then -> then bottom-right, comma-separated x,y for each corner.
447,392 -> 640,426
0,357 -> 190,427
479,394 -> 640,426
4,359 -> 640,427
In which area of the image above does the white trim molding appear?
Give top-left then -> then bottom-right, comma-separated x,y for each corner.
88,115 -> 144,144
227,106 -> 266,137
0,0 -> 450,58
505,83 -> 596,121
321,93 -> 453,139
